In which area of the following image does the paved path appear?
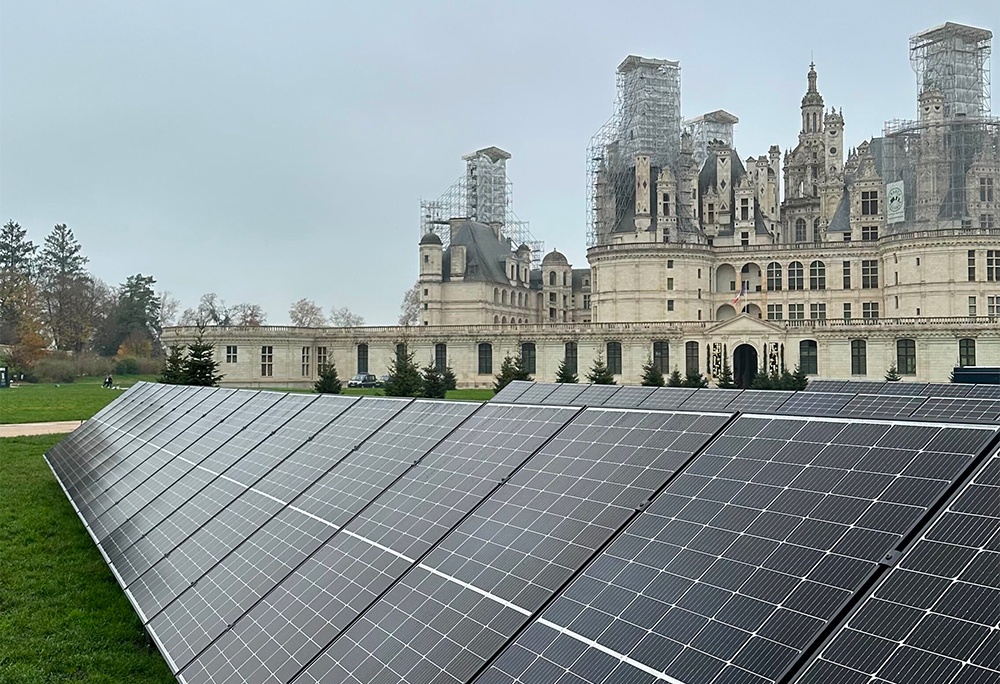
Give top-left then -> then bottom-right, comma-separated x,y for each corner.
0,421 -> 84,438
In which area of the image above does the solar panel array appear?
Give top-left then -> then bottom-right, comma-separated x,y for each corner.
499,381 -> 1000,422
46,381 -> 1000,684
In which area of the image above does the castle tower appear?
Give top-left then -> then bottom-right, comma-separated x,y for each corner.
634,154 -> 652,231
915,89 -> 948,222
800,62 -> 825,138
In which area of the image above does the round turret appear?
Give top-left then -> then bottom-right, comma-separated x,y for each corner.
420,231 -> 443,246
542,249 -> 569,265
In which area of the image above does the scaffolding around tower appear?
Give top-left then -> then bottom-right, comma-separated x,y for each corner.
587,56 -> 682,247
420,147 -> 543,267
910,22 -> 992,118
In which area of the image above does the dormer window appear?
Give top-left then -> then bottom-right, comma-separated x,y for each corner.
707,203 -> 715,223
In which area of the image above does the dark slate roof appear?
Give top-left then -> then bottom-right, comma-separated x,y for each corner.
828,189 -> 852,232
441,220 -> 512,284
611,165 -> 660,234
420,231 -> 443,245
698,148 -> 747,197
542,249 -> 569,265
571,268 -> 591,290
753,205 -> 771,235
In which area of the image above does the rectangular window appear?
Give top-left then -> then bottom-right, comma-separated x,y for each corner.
740,198 -> 750,221
981,177 -> 995,202
851,340 -> 867,375
959,339 -> 976,367
843,261 -> 852,289
897,339 -> 916,375
810,303 -> 826,319
225,345 -> 238,363
549,292 -> 556,304
583,294 -> 591,309
980,214 -> 995,229
741,232 -> 750,246
667,300 -> 674,312
788,304 -> 804,320
434,343 -> 447,371
843,234 -> 852,242
606,342 -> 622,375
549,307 -> 556,320
652,341 -> 669,373
844,303 -> 852,320
521,343 -> 536,375
667,260 -> 674,268
988,296 -> 1000,316
357,344 -> 369,374
862,260 -> 879,288
862,302 -> 879,319
988,250 -> 999,282
799,341 -> 818,375
317,346 -> 328,370
767,304 -> 782,320
685,341 -> 699,375
969,296 -> 977,317
478,343 -> 493,375
862,225 -> 879,241
301,346 -> 310,377
861,190 -> 879,215
564,342 -> 578,375
667,278 -> 674,290
260,346 -> 273,377
969,250 -> 977,281
707,203 -> 715,223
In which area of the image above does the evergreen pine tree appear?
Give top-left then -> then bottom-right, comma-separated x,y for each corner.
586,354 -> 616,385
789,364 -> 809,390
441,366 -> 457,391
666,367 -> 684,387
314,362 -> 342,394
885,362 -> 902,381
383,348 -> 424,397
640,358 -> 665,387
421,364 -> 447,399
159,344 -> 187,384
183,325 -> 223,387
682,371 -> 708,388
716,356 -> 737,389
494,354 -> 532,394
555,357 -> 578,383
750,366 -> 773,389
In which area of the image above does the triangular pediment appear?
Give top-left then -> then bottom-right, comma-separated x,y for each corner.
704,314 -> 787,335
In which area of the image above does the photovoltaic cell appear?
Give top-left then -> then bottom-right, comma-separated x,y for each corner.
540,382 -> 587,406
726,390 -> 795,413
963,384 -> 1000,399
170,404 -> 556,682
874,382 -> 929,396
797,446 -> 1000,684
509,383 -> 558,405
841,381 -> 893,394
805,380 -> 849,393
600,385 -> 656,408
637,386 -> 697,410
492,380 -> 533,403
776,392 -> 855,416
476,416 -> 999,684
573,384 -> 622,406
910,397 -> 1000,423
921,382 -> 974,398
291,409 -> 732,684
837,394 -> 928,420
178,403 -> 576,684
678,389 -> 744,412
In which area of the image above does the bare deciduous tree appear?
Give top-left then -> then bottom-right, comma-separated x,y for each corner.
398,282 -> 420,326
231,302 -> 267,326
158,291 -> 180,328
289,298 -> 328,327
329,306 -> 365,328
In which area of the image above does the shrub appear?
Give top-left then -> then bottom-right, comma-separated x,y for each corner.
114,357 -> 140,375
31,357 -> 76,383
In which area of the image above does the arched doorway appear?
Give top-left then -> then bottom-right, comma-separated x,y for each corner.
734,344 -> 758,389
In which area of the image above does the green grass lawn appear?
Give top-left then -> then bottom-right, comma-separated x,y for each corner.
0,375 -> 157,424
0,435 -> 175,684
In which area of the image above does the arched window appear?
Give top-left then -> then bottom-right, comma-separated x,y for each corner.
434,343 -> 447,371
959,339 -> 976,367
795,218 -> 807,242
652,341 -> 669,373
767,262 -> 782,291
813,217 -> 822,243
493,288 -> 499,304
564,342 -> 578,375
501,316 -> 507,325
685,341 -> 699,375
501,290 -> 508,305
809,260 -> 826,290
851,340 -> 867,375
799,340 -> 818,375
896,339 -> 916,375
493,315 -> 499,324
478,343 -> 493,375
549,271 -> 556,286
788,261 -> 804,290
357,343 -> 369,374
521,342 -> 536,375
606,341 -> 622,375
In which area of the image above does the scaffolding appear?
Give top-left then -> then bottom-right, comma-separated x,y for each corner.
910,22 -> 992,118
879,23 -> 998,228
587,56 -> 682,246
682,110 -> 739,169
419,147 -> 543,267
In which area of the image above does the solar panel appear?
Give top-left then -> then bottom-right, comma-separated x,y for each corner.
837,394 -> 928,420
841,381 -> 893,394
776,392 -> 855,416
492,380 -> 533,403
910,397 -> 1000,423
637,386 -> 697,410
726,390 -> 795,413
572,384 -> 622,406
513,383 -> 559,405
120,395 -> 410,622
805,380 -> 849,393
797,446 -> 1000,684
922,382 -> 975,397
678,388 -> 744,411
875,382 -> 929,396
540,382 -> 588,405
600,385 -> 657,408
166,402 -> 577,677
476,416 -> 999,684
963,384 -> 1000,399
288,409 -> 733,684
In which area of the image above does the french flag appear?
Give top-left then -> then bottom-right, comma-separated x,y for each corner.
732,281 -> 748,304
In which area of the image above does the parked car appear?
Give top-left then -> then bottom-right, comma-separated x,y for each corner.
379,375 -> 391,387
348,373 -> 379,388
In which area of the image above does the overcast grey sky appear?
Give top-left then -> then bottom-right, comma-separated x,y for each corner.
2,1 -> 997,325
